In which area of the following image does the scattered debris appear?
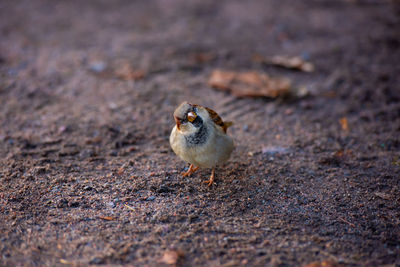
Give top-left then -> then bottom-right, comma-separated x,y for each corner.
146,196 -> 156,201
392,156 -> 400,166
117,166 -> 125,176
124,204 -> 136,212
208,69 -> 291,98
89,61 -> 107,73
303,260 -> 341,267
160,250 -> 184,266
334,149 -> 352,158
114,62 -> 145,81
107,201 -> 116,208
99,216 -> 115,221
254,54 -> 315,72
85,136 -> 102,144
339,117 -> 349,131
319,149 -> 353,166
284,108 -> 293,115
374,192 -> 391,200
339,217 -> 356,228
261,146 -> 290,155
296,85 -> 312,98
59,259 -> 74,265
191,52 -> 215,64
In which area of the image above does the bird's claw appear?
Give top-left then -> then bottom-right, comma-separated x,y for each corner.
203,179 -> 215,187
181,171 -> 190,177
181,164 -> 198,177
203,168 -> 215,186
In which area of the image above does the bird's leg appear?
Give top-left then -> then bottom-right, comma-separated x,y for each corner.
182,164 -> 199,177
203,168 -> 215,187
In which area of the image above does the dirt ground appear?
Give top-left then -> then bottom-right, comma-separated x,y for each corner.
1,0 -> 399,266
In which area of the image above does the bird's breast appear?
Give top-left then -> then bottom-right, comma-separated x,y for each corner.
185,124 -> 208,146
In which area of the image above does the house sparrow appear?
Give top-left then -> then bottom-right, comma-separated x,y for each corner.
170,102 -> 234,186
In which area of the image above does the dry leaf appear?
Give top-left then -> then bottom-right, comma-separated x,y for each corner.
208,70 -> 291,98
339,117 -> 349,131
115,62 -> 145,81
303,261 -> 341,267
334,149 -> 352,158
208,70 -> 236,90
85,136 -> 102,144
99,216 -> 115,221
191,52 -> 215,64
160,250 -> 183,265
254,54 -> 315,72
319,149 -> 352,166
117,166 -> 124,176
60,259 -> 73,265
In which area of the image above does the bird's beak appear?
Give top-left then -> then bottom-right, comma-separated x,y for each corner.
174,115 -> 182,130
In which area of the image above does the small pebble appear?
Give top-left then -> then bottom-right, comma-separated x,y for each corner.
262,146 -> 289,155
146,196 -> 155,201
89,61 -> 106,72
107,201 -> 116,208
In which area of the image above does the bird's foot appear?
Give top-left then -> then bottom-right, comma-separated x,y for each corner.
203,178 -> 215,187
203,168 -> 215,187
181,164 -> 198,177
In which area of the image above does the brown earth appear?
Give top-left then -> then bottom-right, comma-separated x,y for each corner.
1,0 -> 399,266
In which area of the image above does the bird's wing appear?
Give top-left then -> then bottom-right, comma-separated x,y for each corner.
204,106 -> 233,133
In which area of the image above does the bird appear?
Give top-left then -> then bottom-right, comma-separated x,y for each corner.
169,101 -> 234,186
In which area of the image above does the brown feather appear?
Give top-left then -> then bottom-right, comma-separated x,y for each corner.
198,106 -> 233,133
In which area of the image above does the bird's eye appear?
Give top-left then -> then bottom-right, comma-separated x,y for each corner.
187,111 -> 197,122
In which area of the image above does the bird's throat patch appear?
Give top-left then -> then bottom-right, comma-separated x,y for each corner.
185,125 -> 208,146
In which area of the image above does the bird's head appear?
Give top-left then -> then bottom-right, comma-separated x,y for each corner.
173,102 -> 207,134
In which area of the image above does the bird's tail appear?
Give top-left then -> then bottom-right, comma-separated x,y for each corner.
223,121 -> 233,133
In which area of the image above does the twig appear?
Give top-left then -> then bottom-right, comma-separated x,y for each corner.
339,217 -> 355,228
124,204 -> 135,212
